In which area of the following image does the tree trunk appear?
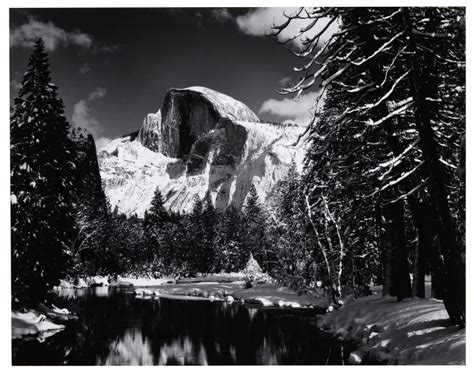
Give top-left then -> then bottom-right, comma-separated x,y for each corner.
381,209 -> 393,297
401,8 -> 465,326
388,200 -> 412,301
354,7 -> 429,299
410,201 -> 432,298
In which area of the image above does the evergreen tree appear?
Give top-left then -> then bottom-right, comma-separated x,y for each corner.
214,207 -> 244,272
274,7 -> 465,324
270,164 -> 314,286
200,191 -> 217,272
242,184 -> 269,270
143,187 -> 170,270
11,38 -> 76,303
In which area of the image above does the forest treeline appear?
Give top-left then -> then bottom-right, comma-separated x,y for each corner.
11,7 -> 465,327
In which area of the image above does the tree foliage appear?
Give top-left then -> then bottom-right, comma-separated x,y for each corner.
271,7 -> 465,324
11,39 -> 76,303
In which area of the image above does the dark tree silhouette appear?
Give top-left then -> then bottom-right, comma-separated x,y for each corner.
11,38 -> 76,303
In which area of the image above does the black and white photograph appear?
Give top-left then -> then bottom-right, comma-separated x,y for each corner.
7,2 -> 467,366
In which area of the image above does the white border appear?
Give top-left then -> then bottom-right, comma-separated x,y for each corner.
1,1 -> 471,371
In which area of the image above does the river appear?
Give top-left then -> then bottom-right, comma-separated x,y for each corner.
12,286 -> 351,365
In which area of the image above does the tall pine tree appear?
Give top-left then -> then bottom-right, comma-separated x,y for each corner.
11,38 -> 76,304
242,184 -> 269,270
143,187 -> 170,269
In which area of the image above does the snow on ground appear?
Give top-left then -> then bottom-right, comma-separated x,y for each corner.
117,276 -> 176,287
317,288 -> 465,365
12,310 -> 66,340
127,281 -> 328,310
231,284 -> 328,308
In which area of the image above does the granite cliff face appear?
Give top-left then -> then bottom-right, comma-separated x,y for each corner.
137,109 -> 162,153
98,87 -> 306,216
160,87 -> 259,158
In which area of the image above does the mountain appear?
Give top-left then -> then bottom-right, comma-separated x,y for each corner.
98,87 -> 307,217
72,129 -> 106,202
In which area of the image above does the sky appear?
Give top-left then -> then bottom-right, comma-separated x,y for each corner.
9,7 -> 336,148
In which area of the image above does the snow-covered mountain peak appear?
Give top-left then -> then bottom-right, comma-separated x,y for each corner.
98,86 -> 307,216
182,86 -> 260,122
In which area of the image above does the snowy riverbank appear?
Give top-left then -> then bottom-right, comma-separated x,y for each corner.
131,282 -> 329,310
317,289 -> 465,365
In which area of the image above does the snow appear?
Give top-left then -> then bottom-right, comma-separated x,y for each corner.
12,310 -> 66,340
231,283 -> 328,308
185,86 -> 260,122
317,290 -> 465,364
254,297 -> 274,307
98,120 -> 307,216
117,276 -> 176,287
96,86 -> 308,216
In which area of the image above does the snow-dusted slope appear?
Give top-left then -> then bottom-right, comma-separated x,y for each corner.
98,87 -> 307,216
185,86 -> 259,122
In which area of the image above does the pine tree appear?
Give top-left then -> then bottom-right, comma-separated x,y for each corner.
274,7 -> 465,324
242,184 -> 269,270
143,187 -> 170,269
214,207 -> 244,272
200,191 -> 217,272
11,38 -> 76,303
147,187 -> 169,225
185,195 -> 204,275
270,164 -> 313,285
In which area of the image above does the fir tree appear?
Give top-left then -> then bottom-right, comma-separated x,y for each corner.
11,38 -> 76,303
242,184 -> 269,270
143,187 -> 170,268
200,191 -> 217,272
214,207 -> 244,272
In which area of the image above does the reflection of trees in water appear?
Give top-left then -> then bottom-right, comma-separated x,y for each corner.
100,328 -> 153,365
13,289 -> 344,365
158,337 -> 207,365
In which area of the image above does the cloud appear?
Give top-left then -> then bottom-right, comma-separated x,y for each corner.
79,63 -> 91,75
210,8 -> 232,23
10,16 -> 119,53
10,17 -> 92,51
71,87 -> 107,139
259,91 -> 321,125
236,8 -> 338,49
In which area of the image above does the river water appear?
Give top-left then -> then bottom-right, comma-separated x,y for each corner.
12,287 -> 350,365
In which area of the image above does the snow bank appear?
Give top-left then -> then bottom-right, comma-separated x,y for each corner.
317,294 -> 465,364
117,276 -> 176,287
12,310 -> 65,339
231,284 -> 328,309
55,275 -> 109,289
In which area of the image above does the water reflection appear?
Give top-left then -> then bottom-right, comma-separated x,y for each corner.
100,329 -> 153,365
12,288 -> 349,365
158,337 -> 208,365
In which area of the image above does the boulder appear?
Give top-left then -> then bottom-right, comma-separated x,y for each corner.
254,297 -> 273,307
